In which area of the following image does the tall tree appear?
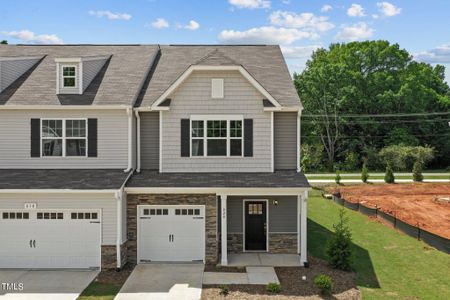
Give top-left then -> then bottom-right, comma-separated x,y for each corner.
0,40 -> 8,44
295,41 -> 450,171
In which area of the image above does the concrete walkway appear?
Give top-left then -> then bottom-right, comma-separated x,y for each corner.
0,269 -> 98,300
203,266 -> 279,285
227,253 -> 302,267
115,264 -> 203,300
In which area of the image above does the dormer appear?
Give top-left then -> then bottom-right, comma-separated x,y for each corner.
0,56 -> 42,93
55,55 -> 110,95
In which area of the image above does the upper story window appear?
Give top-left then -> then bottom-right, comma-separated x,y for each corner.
191,117 -> 242,157
41,119 -> 87,157
62,65 -> 77,88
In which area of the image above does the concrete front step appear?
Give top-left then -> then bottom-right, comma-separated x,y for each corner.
202,266 -> 279,285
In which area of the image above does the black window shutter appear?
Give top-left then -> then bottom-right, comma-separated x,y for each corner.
244,119 -> 253,157
30,118 -> 40,157
180,119 -> 190,157
88,118 -> 98,157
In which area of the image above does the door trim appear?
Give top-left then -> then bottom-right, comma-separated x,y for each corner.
242,199 -> 269,252
0,208 -> 102,270
136,204 -> 206,263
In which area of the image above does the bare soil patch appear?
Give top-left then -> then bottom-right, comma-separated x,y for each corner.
201,256 -> 360,299
93,263 -> 135,284
329,183 -> 450,239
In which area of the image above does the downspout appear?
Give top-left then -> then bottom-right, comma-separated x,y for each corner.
134,110 -> 141,173
123,107 -> 133,172
115,170 -> 134,271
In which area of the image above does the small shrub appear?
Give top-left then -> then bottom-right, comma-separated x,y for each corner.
314,274 -> 333,295
335,170 -> 341,185
384,165 -> 395,183
218,284 -> 229,296
361,162 -> 369,183
266,282 -> 282,293
326,209 -> 352,271
412,161 -> 423,182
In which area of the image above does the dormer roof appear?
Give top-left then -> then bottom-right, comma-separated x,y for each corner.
0,56 -> 42,93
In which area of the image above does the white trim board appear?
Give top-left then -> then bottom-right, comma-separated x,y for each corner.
150,65 -> 282,110
125,187 -> 311,195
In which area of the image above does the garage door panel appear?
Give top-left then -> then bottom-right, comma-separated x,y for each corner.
138,205 -> 205,263
0,209 -> 101,269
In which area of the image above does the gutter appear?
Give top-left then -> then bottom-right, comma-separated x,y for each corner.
114,169 -> 134,270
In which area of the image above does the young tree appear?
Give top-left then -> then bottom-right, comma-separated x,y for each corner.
361,162 -> 369,183
413,160 -> 424,182
335,170 -> 341,185
384,164 -> 395,183
327,209 -> 352,271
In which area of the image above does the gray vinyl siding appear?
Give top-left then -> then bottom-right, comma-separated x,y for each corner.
227,196 -> 297,233
274,112 -> 298,170
82,58 -> 107,92
0,109 -> 129,168
140,112 -> 159,169
161,70 -> 271,172
0,192 -> 118,245
0,58 -> 40,92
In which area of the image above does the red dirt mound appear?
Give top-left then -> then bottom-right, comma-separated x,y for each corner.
329,183 -> 450,239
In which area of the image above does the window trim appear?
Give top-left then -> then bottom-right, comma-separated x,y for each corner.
190,115 -> 243,158
61,64 -> 78,89
40,118 -> 88,158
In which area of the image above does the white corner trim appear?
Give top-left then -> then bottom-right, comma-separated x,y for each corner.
135,110 -> 141,173
124,107 -> 133,172
271,112 -> 274,172
297,110 -> 301,172
150,65 -> 282,109
159,111 -> 163,173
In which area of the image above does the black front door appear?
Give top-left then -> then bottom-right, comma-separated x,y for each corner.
245,201 -> 267,251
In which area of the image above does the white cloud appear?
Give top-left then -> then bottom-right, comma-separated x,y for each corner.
372,14 -> 380,19
376,2 -> 401,17
415,44 -> 450,63
151,18 -> 169,29
282,0 -> 291,4
88,10 -> 132,21
347,4 -> 366,17
2,29 -> 63,44
280,45 -> 321,59
183,20 -> 200,30
335,22 -> 374,41
218,26 -> 318,45
269,11 -> 335,32
229,0 -> 270,9
321,5 -> 333,13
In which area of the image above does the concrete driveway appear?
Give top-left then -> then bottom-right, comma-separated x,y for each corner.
0,269 -> 98,300
115,264 -> 203,300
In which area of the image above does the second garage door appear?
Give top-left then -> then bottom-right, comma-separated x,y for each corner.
138,205 -> 205,263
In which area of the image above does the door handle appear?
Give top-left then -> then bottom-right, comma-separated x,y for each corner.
169,234 -> 171,242
33,240 -> 36,248
172,234 -> 174,242
29,239 -> 32,248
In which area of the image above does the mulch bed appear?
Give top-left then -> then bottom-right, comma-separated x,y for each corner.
201,256 -> 360,299
204,265 -> 247,273
93,263 -> 135,285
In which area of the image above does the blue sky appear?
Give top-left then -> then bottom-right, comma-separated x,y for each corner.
1,0 -> 449,82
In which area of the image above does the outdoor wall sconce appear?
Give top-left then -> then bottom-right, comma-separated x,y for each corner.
272,200 -> 278,206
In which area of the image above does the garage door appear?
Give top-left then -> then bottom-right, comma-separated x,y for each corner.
0,210 -> 101,269
138,205 -> 205,263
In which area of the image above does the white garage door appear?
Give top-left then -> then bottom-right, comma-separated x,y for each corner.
0,210 -> 101,269
138,205 -> 205,263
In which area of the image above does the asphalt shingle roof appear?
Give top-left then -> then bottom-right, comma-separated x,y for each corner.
0,45 -> 159,106
135,45 -> 301,108
127,170 -> 310,188
0,169 -> 130,190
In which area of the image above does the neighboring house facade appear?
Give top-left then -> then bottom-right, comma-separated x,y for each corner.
0,44 -> 310,270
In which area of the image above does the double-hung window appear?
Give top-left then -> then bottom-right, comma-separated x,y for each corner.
41,119 -> 87,157
191,117 -> 243,157
62,65 -> 77,88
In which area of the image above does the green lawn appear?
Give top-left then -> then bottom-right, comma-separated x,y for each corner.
78,282 -> 122,300
308,189 -> 450,300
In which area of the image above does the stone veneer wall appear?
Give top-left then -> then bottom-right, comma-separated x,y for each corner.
227,233 -> 297,254
126,194 -> 218,264
101,242 -> 128,269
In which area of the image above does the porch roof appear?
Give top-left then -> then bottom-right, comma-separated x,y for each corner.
126,170 -> 310,188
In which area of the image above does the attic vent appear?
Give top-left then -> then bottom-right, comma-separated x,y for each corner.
211,78 -> 224,99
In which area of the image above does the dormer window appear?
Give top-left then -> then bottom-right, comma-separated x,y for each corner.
62,65 -> 77,88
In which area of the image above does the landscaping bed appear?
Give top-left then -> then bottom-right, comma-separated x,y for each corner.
329,183 -> 450,239
201,256 -> 360,299
204,265 -> 246,273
